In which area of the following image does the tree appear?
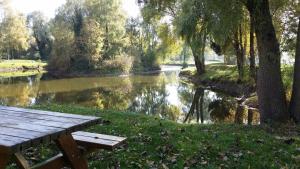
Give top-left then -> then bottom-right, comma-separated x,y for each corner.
0,12 -> 30,59
27,11 -> 52,60
245,0 -> 288,123
48,17 -> 74,73
85,0 -> 126,59
141,0 -> 290,123
290,17 -> 300,122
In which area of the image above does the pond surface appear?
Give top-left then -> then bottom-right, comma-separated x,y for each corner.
0,66 -> 259,124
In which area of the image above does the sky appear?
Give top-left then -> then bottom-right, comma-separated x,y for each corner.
10,0 -> 141,19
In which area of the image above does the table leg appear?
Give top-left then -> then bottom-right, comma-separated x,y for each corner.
56,134 -> 88,169
0,149 -> 11,169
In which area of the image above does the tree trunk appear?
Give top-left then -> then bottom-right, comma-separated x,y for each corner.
247,0 -> 288,123
191,46 -> 205,75
189,30 -> 207,75
233,28 -> 244,81
199,90 -> 204,124
249,14 -> 256,80
289,17 -> 300,123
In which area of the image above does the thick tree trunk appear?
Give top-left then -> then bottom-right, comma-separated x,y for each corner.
247,0 -> 288,123
289,17 -> 300,122
249,15 -> 256,80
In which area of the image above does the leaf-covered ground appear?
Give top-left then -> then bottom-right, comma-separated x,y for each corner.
9,104 -> 300,169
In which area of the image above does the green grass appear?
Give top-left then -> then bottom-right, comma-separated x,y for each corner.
182,64 -> 294,90
10,104 -> 299,169
0,60 -> 47,70
0,70 -> 46,78
181,63 -> 253,84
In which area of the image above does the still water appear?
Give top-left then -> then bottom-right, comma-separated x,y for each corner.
0,66 -> 259,124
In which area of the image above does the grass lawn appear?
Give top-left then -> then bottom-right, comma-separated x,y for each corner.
0,70 -> 46,78
0,60 -> 47,70
181,64 -> 294,92
11,104 -> 299,169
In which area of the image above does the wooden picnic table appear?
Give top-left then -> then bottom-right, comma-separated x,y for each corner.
0,106 -> 102,169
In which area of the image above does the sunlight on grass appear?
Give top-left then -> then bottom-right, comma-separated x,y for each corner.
0,60 -> 47,69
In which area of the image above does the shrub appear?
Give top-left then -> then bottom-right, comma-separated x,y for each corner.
98,55 -> 133,74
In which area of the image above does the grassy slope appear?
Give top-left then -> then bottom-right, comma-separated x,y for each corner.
0,60 -> 46,70
181,64 -> 294,92
22,104 -> 300,169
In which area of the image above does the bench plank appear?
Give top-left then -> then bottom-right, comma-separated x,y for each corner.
72,132 -> 126,151
73,131 -> 126,142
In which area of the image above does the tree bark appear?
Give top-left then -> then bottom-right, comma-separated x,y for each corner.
247,0 -> 288,123
189,30 -> 207,75
249,14 -> 256,80
233,28 -> 245,81
191,46 -> 205,75
289,17 -> 300,123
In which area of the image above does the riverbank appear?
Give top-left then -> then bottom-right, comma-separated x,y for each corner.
180,64 -> 294,108
46,66 -> 167,79
180,64 -> 256,97
0,60 -> 46,73
8,104 -> 299,169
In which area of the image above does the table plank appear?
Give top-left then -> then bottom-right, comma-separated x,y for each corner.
0,127 -> 45,139
0,113 -> 101,132
0,109 -> 91,124
0,135 -> 31,151
0,106 -> 97,120
0,114 -> 81,129
0,119 -> 64,133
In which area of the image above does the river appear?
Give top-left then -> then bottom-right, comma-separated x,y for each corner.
0,66 -> 259,124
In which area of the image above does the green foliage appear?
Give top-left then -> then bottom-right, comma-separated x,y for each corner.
48,19 -> 74,72
98,55 -> 133,74
48,0 -> 127,73
0,11 -> 30,59
27,11 -> 53,60
85,0 -> 126,59
157,23 -> 183,61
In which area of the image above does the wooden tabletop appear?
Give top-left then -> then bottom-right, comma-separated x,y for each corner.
0,106 -> 102,152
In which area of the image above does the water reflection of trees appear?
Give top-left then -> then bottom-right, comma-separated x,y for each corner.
129,81 -> 181,121
0,72 -> 260,124
0,75 -> 42,106
183,88 -> 203,123
182,87 -> 260,124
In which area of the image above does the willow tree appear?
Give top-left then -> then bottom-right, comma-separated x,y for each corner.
27,11 -> 53,60
174,0 -> 209,75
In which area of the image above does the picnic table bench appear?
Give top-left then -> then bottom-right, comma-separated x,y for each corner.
0,106 -> 126,169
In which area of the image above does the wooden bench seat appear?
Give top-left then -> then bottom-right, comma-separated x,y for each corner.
72,131 -> 127,151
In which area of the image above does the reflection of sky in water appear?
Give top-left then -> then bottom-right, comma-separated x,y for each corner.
166,84 -> 180,105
